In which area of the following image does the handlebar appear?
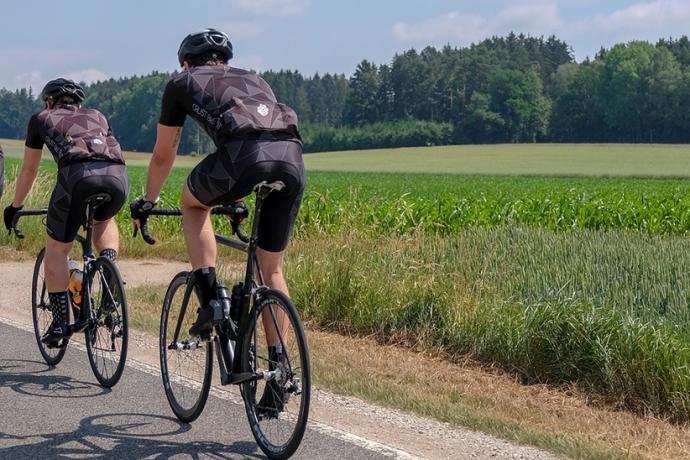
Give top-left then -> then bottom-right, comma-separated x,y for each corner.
137,205 -> 250,245
11,209 -> 48,239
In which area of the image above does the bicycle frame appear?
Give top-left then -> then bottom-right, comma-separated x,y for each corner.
13,195 -> 112,334
149,181 -> 285,385
72,197 -> 102,333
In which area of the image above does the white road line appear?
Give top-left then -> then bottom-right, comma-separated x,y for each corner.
0,315 -> 424,460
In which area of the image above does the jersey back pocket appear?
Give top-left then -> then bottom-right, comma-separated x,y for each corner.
221,97 -> 299,136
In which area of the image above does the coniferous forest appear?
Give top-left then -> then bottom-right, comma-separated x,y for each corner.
3,34 -> 690,153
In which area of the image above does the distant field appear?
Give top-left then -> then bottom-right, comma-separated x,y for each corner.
0,138 -> 200,167
4,138 -> 690,176
303,143 -> 690,177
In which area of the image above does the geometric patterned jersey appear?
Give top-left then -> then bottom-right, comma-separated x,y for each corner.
25,104 -> 125,168
159,65 -> 301,146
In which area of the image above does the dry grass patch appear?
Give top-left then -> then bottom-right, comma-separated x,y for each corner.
307,327 -> 690,460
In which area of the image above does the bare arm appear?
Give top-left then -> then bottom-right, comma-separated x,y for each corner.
145,124 -> 182,201
12,146 -> 42,207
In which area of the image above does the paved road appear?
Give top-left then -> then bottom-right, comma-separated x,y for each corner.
0,321 -> 403,459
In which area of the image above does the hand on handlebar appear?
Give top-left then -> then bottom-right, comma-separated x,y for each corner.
4,204 -> 23,233
130,198 -> 158,245
228,200 -> 249,225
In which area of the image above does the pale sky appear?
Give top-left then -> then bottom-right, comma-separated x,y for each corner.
1,0 -> 689,90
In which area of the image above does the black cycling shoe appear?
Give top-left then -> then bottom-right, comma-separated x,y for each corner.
188,306 -> 214,339
256,379 -> 287,419
41,322 -> 71,347
256,348 -> 289,418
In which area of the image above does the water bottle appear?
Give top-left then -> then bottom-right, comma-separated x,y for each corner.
230,283 -> 244,323
67,259 -> 83,305
216,285 -> 232,320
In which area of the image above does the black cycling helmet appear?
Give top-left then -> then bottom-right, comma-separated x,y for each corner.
41,78 -> 85,103
177,28 -> 233,66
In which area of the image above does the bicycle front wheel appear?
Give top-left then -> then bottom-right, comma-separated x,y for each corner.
31,248 -> 67,365
160,272 -> 213,423
84,256 -> 128,387
241,288 -> 311,460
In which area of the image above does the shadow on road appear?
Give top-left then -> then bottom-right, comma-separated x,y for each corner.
0,359 -> 110,399
0,412 -> 262,459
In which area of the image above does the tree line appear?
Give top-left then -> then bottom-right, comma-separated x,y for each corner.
2,33 -> 690,153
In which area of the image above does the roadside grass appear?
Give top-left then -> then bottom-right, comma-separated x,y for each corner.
288,229 -> 690,423
127,284 -> 689,460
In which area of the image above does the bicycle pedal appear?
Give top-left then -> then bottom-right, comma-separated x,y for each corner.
47,339 -> 69,350
197,332 -> 212,342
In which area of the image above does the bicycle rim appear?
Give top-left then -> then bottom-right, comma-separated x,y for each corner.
241,288 -> 311,460
31,248 -> 67,365
84,257 -> 128,387
160,272 -> 212,423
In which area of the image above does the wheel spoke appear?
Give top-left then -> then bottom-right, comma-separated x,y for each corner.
85,258 -> 127,387
242,289 -> 310,458
160,274 -> 212,423
32,248 -> 67,365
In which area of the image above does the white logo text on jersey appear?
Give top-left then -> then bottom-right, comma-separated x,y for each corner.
257,104 -> 269,117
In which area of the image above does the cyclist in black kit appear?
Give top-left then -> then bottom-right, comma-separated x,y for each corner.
4,79 -> 130,346
131,28 -> 305,415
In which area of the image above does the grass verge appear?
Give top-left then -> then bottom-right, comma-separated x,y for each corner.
127,284 -> 690,460
287,229 -> 690,423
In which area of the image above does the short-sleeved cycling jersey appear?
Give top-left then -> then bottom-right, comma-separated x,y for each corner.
26,105 -> 125,168
25,104 -> 129,242
159,65 -> 301,145
160,65 -> 305,252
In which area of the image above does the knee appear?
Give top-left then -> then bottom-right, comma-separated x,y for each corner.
256,248 -> 284,276
45,238 -> 72,257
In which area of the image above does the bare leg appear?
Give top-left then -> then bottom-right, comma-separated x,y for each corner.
256,247 -> 289,347
45,236 -> 73,293
93,217 -> 119,254
181,183 -> 216,270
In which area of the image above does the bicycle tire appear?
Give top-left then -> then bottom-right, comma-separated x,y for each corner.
241,288 -> 311,460
31,247 -> 68,365
84,256 -> 128,387
160,272 -> 213,423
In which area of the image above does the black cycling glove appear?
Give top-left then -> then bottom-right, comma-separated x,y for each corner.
3,204 -> 22,232
130,198 -> 157,237
230,200 -> 249,224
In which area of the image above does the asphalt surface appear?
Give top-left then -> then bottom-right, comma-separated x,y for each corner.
0,321 -> 397,459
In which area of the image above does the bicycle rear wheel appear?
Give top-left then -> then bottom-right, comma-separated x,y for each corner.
31,248 -> 67,365
160,272 -> 213,423
241,288 -> 311,460
84,257 -> 128,387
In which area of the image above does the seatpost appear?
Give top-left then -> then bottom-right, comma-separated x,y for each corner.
243,190 -> 266,288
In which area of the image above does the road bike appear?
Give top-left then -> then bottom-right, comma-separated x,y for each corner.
139,181 -> 310,460
11,193 -> 129,387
